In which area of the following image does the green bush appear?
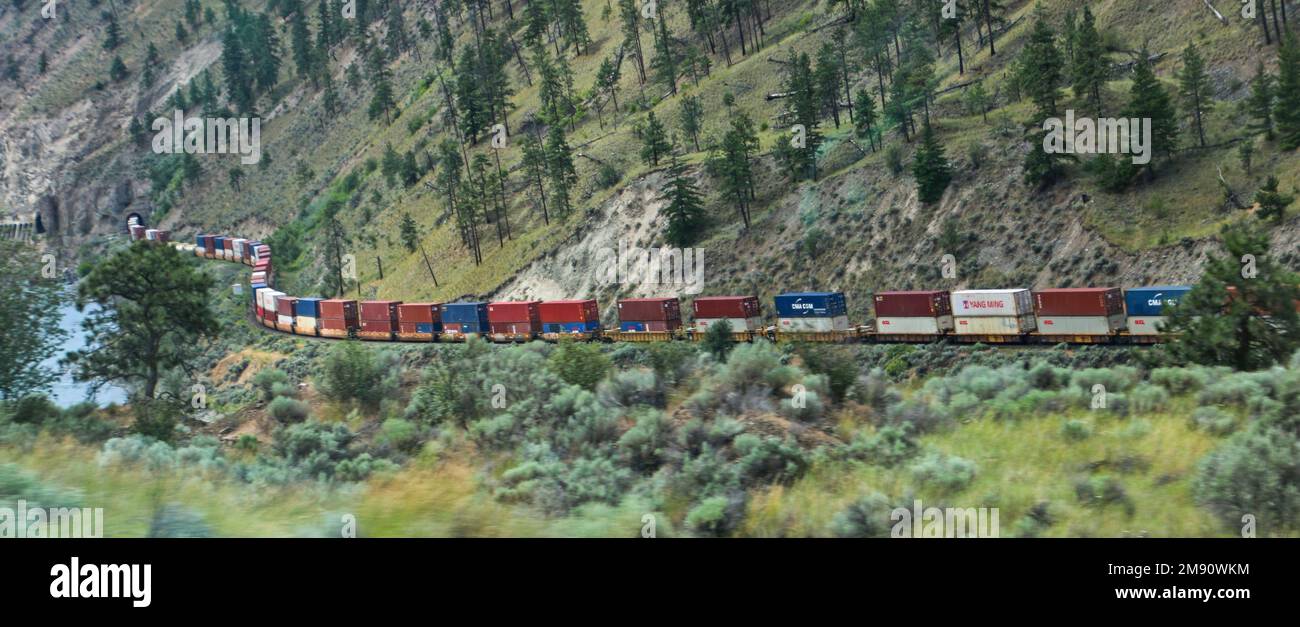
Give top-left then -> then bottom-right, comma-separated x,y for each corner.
378,418 -> 420,453
1193,425 -> 1300,534
548,341 -> 612,390
1060,419 -> 1092,441
267,396 -> 310,423
701,318 -> 734,360
909,452 -> 976,492
686,496 -> 737,536
319,341 -> 387,405
1074,475 -> 1135,516
617,410 -> 672,471
597,369 -> 662,408
251,368 -> 291,401
844,425 -> 916,467
1191,406 -> 1237,435
831,492 -> 896,537
148,503 -> 213,538
1150,367 -> 1208,395
10,394 -> 59,425
734,434 -> 808,486
1129,384 -> 1170,414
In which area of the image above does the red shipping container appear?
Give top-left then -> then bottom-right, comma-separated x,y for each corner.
319,299 -> 359,319
398,303 -> 442,324
644,320 -> 681,332
618,298 -> 681,322
538,299 -> 599,323
359,318 -> 396,333
360,300 -> 400,321
873,291 -> 952,317
693,296 -> 760,319
275,296 -> 298,317
223,238 -> 234,250
491,321 -> 541,335
1033,288 -> 1123,316
398,322 -> 434,334
489,301 -> 541,324
319,318 -> 355,330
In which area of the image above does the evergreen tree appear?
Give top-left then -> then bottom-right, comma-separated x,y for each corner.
784,51 -> 822,181
1070,6 -> 1106,112
400,212 -> 419,252
1164,222 -> 1300,371
545,124 -> 578,217
679,94 -> 703,151
0,239 -> 68,400
176,21 -> 189,44
1124,48 -> 1179,175
661,147 -> 707,247
521,129 -> 551,224
38,51 -> 47,75
109,56 -> 128,82
640,110 -> 671,166
912,121 -> 952,204
707,111 -> 759,229
1276,35 -> 1300,150
1254,175 -> 1294,223
1017,14 -> 1064,118
814,42 -> 843,127
290,6 -> 316,80
366,48 -> 396,122
141,44 -> 160,89
103,13 -> 122,51
221,28 -> 255,113
1247,60 -> 1277,140
595,54 -> 622,114
248,13 -> 283,95
853,88 -> 879,151
1178,43 -> 1214,148
651,9 -> 679,96
619,0 -> 647,86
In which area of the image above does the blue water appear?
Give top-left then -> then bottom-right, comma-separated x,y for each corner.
39,298 -> 128,408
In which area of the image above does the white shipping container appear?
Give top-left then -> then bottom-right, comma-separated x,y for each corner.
1125,316 -> 1168,335
778,316 -> 850,332
696,317 -> 762,331
277,314 -> 294,326
954,314 -> 1036,335
951,289 -> 1034,317
145,229 -> 159,240
261,290 -> 284,312
295,317 -> 318,331
875,315 -> 954,334
1035,314 -> 1123,335
232,239 -> 246,259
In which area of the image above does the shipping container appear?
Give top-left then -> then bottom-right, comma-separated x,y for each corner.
876,316 -> 955,334
155,230 -> 170,243
295,317 -> 318,336
360,300 -> 400,321
442,302 -> 490,328
194,234 -> 206,247
488,301 -> 541,324
130,225 -> 146,240
398,322 -> 439,337
873,291 -> 952,317
398,303 -> 442,324
774,292 -> 848,318
231,238 -> 246,259
295,298 -> 322,318
953,314 -> 1036,334
358,318 -> 396,339
950,289 -> 1034,317
275,296 -> 298,317
693,296 -> 761,319
319,299 -> 359,320
490,321 -> 540,335
539,299 -> 600,323
1033,288 -> 1124,316
319,317 -> 355,338
543,320 -> 601,334
619,319 -> 681,332
1123,286 -> 1192,317
695,317 -> 762,331
277,314 -> 294,326
778,316 -> 851,332
443,321 -> 488,334
1125,316 -> 1169,335
617,297 -> 681,322
1035,315 -> 1123,335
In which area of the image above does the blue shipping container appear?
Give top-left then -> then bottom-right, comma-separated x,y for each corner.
416,323 -> 436,334
620,321 -> 647,332
1124,286 -> 1192,316
295,298 -> 322,318
544,321 -> 601,334
195,234 -> 206,246
774,292 -> 847,318
442,302 -> 490,326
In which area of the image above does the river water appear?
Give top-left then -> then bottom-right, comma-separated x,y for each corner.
39,297 -> 129,408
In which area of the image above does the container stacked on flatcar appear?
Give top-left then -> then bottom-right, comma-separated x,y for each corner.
398,303 -> 443,341
442,302 -> 490,336
873,290 -> 953,336
359,301 -> 400,340
692,296 -> 761,333
130,225 -> 147,240
539,299 -> 601,336
488,301 -> 540,339
951,289 -> 1035,339
1124,286 -> 1191,336
1033,288 -> 1124,341
230,238 -> 246,263
275,296 -> 298,332
319,299 -> 359,338
258,289 -> 283,328
617,298 -> 682,332
775,292 -> 849,332
295,298 -> 322,336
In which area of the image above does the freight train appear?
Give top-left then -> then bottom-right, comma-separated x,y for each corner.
136,229 -> 1209,346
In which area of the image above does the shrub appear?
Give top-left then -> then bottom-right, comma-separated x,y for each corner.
548,341 -> 612,390
1193,425 -> 1300,534
831,492 -> 895,537
779,386 -> 824,422
909,452 -> 976,492
378,418 -> 420,453
251,368 -> 290,401
1150,367 -> 1208,395
616,410 -> 672,471
849,368 -> 901,411
132,398 -> 185,443
734,434 -> 808,486
645,341 -> 697,387
845,425 -> 916,467
597,369 -> 662,408
319,341 -> 386,405
1198,375 -> 1269,408
701,318 -> 735,360
1069,366 -> 1138,394
884,399 -> 949,435
1129,384 -> 1170,414
148,503 -> 213,538
10,394 -> 59,425
794,345 -> 859,401
1191,406 -> 1237,435
1060,419 -> 1092,441
686,496 -> 738,536
1074,475 -> 1134,516
267,396 -> 311,423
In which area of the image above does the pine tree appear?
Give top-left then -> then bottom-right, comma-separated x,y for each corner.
640,110 -> 671,167
176,21 -> 189,44
661,147 -> 706,247
595,54 -> 622,114
1276,35 -> 1300,150
912,121 -> 952,204
619,0 -> 647,86
1247,60 -> 1277,140
1178,43 -> 1214,148
366,47 -> 396,122
1164,222 -> 1300,370
248,13 -> 282,95
1017,14 -> 1064,119
545,124 -> 577,217
221,28 -> 254,113
853,88 -> 878,150
109,56 -> 128,82
679,94 -> 703,152
290,7 -> 315,80
38,51 -> 47,75
651,8 -> 680,96
103,13 -> 122,51
521,129 -> 551,224
1124,48 -> 1179,175
1254,175 -> 1294,223
707,111 -> 759,229
814,42 -> 843,127
141,44 -> 160,89
785,51 -> 822,180
1070,6 -> 1106,112
400,213 -> 419,252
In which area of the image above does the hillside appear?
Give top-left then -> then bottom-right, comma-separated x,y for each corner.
2,0 -> 1298,317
